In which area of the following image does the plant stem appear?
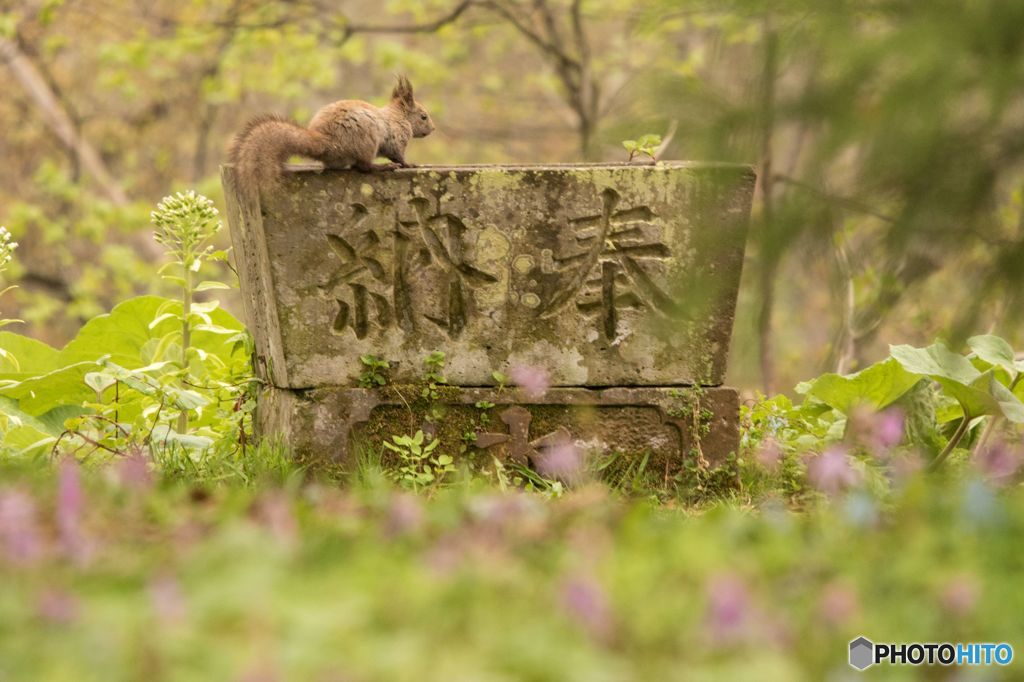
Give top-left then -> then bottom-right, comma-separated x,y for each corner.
929,411 -> 971,471
177,257 -> 193,434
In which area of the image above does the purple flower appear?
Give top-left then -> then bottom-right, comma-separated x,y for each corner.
36,588 -> 79,625
385,493 -> 424,537
756,439 -> 782,472
117,452 -> 153,492
535,441 -> 584,485
150,574 -> 187,623
509,364 -> 550,399
974,441 -> 1021,486
818,582 -> 859,627
705,574 -> 750,644
561,575 -> 612,640
873,409 -> 905,451
806,447 -> 860,496
56,459 -> 88,560
253,493 -> 297,548
0,489 -> 43,566
940,575 -> 978,616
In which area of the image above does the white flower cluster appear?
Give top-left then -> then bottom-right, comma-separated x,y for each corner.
151,190 -> 222,252
0,227 -> 19,270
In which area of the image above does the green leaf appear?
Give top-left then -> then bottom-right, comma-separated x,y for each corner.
637,133 -> 662,148
800,357 -> 919,414
84,371 -> 117,394
436,454 -> 453,466
939,370 -> 1024,423
890,342 -> 980,385
191,300 -> 221,314
0,397 -> 81,437
192,324 -> 239,335
148,312 -> 179,330
890,341 -> 1024,421
194,281 -> 231,292
0,331 -> 61,375
0,361 -> 99,415
61,296 -> 243,369
968,335 -> 1021,375
149,424 -> 214,451
1,423 -> 56,457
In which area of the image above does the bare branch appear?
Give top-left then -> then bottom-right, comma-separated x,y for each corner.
653,120 -> 678,160
773,174 -> 896,223
342,0 -> 473,38
478,0 -> 580,73
0,35 -> 128,204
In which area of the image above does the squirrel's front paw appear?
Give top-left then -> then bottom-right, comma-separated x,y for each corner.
400,162 -> 417,169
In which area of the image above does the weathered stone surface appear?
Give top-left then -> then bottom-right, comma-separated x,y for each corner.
259,385 -> 739,471
222,163 -> 754,389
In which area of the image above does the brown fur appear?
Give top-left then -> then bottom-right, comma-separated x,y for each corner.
227,76 -> 435,194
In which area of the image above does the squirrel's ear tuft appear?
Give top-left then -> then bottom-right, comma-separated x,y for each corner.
392,74 -> 415,106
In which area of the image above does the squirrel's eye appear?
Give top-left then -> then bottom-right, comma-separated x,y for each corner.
421,114 -> 428,120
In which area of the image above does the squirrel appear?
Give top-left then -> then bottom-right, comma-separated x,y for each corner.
228,75 -> 434,192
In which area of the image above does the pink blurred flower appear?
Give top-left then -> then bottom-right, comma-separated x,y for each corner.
806,447 -> 860,496
150,573 -> 187,623
117,452 -> 153,492
756,439 -> 782,472
0,489 -> 43,566
237,669 -> 279,682
941,575 -> 979,616
57,459 -> 88,560
385,493 -> 424,537
975,441 -> 1021,486
561,575 -> 612,641
873,409 -> 905,451
36,588 -> 79,625
535,442 -> 584,485
818,581 -> 859,627
509,364 -> 550,399
847,407 -> 904,456
705,574 -> 750,644
252,493 -> 297,548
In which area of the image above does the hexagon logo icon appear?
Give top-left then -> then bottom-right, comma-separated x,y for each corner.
849,636 -> 874,670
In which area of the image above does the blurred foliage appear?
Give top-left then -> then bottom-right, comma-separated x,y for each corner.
0,454 -> 1023,679
1,0 -> 1023,388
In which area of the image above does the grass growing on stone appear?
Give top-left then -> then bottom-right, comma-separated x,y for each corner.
0,455 -> 1021,681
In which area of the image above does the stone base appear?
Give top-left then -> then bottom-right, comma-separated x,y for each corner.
258,385 -> 739,478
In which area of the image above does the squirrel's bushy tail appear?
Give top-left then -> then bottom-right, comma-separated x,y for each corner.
228,114 -> 326,193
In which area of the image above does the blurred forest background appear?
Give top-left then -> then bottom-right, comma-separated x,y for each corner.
1,0 -> 1022,394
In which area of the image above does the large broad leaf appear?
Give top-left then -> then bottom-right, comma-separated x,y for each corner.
891,342 -> 1024,422
0,397 -> 85,437
890,342 -> 981,385
60,295 -> 244,368
1,423 -> 57,457
936,371 -> 1024,423
968,334 -> 1024,375
0,332 -> 62,376
799,357 -> 920,414
0,296 -> 245,420
0,361 -> 99,416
